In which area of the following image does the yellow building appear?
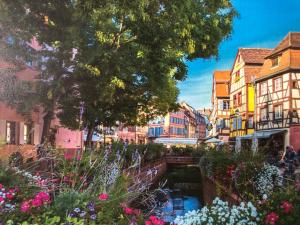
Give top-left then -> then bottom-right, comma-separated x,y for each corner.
229,48 -> 273,139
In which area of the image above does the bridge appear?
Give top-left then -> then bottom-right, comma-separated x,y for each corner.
165,156 -> 200,165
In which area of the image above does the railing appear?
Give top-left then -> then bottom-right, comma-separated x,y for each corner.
165,156 -> 200,165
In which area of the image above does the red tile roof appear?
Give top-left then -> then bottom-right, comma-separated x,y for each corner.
239,48 -> 273,64
267,32 -> 300,58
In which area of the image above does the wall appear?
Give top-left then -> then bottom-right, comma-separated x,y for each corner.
201,175 -> 240,206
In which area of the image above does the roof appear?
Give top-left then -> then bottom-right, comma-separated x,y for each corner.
214,70 -> 230,82
267,32 -> 300,58
257,32 -> 300,80
216,83 -> 229,97
239,48 -> 273,64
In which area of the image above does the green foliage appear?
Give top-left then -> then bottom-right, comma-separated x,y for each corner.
258,186 -> 300,225
0,0 -> 237,143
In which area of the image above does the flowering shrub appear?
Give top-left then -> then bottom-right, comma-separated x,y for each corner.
0,183 -> 17,212
174,197 -> 259,225
258,186 -> 300,225
254,164 -> 283,198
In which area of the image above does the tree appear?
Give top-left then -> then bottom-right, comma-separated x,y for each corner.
0,0 -> 236,146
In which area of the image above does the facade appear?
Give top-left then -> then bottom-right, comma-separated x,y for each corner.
210,70 -> 231,142
0,60 -> 43,159
148,102 -> 207,140
255,32 -> 300,151
0,40 -> 82,160
229,48 -> 273,140
117,125 -> 148,144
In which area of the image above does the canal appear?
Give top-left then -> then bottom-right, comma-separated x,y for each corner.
153,165 -> 202,223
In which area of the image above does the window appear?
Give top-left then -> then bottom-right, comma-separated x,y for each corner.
6,121 -> 17,144
237,117 -> 242,129
260,108 -> 268,121
274,77 -> 282,91
248,116 -> 254,128
235,70 -> 240,82
271,57 -> 279,67
292,81 -> 298,89
274,105 -> 283,120
233,95 -> 237,107
224,119 -> 230,128
223,100 -> 229,110
260,82 -> 268,96
232,118 -> 237,130
237,92 -> 242,106
24,123 -> 33,144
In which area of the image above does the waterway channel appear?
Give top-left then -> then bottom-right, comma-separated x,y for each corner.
154,165 -> 203,223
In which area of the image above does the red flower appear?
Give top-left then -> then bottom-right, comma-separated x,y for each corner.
281,201 -> 293,213
124,207 -> 134,215
266,212 -> 279,225
145,221 -> 152,225
6,193 -> 14,200
98,193 -> 109,201
0,196 -> 4,203
0,184 -> 3,189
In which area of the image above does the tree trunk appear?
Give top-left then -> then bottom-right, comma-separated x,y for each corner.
41,111 -> 54,145
86,125 -> 94,150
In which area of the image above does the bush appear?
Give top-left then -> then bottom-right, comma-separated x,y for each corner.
9,151 -> 24,168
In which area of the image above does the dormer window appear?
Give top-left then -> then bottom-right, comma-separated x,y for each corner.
271,56 -> 279,67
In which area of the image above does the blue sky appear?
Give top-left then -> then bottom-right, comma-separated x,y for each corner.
178,0 -> 300,109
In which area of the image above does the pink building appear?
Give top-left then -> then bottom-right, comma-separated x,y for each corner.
0,56 -> 82,160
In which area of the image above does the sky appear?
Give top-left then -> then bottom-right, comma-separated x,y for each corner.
178,0 -> 300,110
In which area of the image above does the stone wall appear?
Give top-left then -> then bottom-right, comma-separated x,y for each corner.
202,175 -> 240,206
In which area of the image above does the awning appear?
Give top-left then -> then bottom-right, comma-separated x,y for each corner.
239,129 -> 287,140
154,138 -> 198,145
205,137 -> 224,144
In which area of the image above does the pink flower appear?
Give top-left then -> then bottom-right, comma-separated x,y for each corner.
36,192 -> 51,203
145,221 -> 152,225
266,212 -> 279,225
281,201 -> 293,213
0,184 -> 3,189
20,201 -> 30,213
32,197 -> 43,207
6,193 -> 13,200
149,216 -> 164,225
0,196 -> 4,203
98,193 -> 109,201
124,207 -> 134,215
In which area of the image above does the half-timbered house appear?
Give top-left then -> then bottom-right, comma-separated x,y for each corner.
256,32 -> 300,151
210,70 -> 231,142
229,48 -> 273,140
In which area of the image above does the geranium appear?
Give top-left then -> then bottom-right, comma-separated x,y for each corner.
6,193 -> 13,200
20,201 -> 30,213
266,212 -> 279,225
124,207 -> 134,215
147,215 -> 165,225
31,198 -> 42,207
98,193 -> 109,201
281,201 -> 293,213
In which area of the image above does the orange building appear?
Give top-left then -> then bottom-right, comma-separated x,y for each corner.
256,32 -> 300,151
210,70 -> 231,142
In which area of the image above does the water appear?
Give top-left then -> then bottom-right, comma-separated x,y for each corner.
155,166 -> 202,223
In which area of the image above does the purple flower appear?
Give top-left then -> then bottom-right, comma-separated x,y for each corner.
87,202 -> 95,211
68,212 -> 76,218
79,211 -> 87,218
90,214 -> 97,220
74,208 -> 81,213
